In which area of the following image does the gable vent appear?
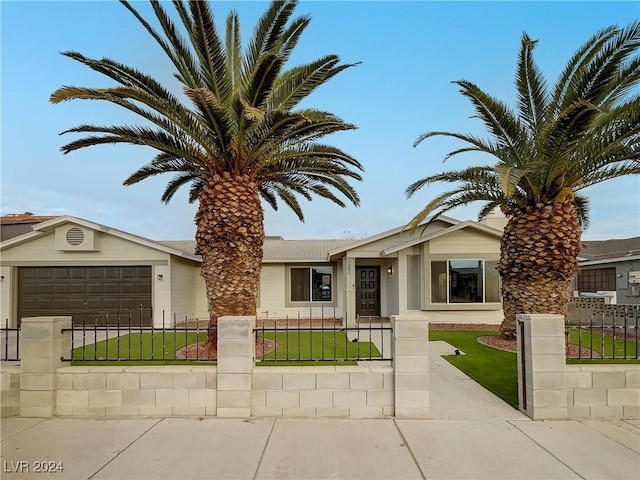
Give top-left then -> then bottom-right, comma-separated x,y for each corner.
65,227 -> 85,246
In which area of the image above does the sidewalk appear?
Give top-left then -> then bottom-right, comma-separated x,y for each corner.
1,342 -> 638,480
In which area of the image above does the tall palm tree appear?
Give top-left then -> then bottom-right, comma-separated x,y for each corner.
407,23 -> 639,338
51,0 -> 363,348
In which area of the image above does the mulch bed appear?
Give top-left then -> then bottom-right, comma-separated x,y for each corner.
175,337 -> 278,361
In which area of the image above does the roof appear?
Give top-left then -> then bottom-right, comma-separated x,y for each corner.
579,237 -> 640,262
0,214 -> 58,224
159,238 -> 354,263
381,220 -> 503,256
0,216 -> 202,263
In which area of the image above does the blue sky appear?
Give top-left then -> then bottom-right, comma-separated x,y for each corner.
2,1 -> 639,241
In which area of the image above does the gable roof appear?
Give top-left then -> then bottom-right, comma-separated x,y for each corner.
0,215 -> 201,262
380,220 -> 503,256
327,215 -> 461,257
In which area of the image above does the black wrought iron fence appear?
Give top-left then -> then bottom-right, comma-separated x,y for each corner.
1,319 -> 20,362
567,303 -> 640,360
61,309 -> 216,362
255,308 -> 393,363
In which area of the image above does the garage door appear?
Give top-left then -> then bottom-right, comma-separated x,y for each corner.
18,266 -> 152,326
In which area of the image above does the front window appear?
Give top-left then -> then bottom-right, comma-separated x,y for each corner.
431,260 -> 500,303
290,267 -> 332,302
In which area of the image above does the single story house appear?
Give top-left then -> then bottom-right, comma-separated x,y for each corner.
0,213 -> 507,327
573,237 -> 640,305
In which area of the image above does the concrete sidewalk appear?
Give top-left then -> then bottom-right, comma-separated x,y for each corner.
1,416 -> 638,479
1,341 -> 638,479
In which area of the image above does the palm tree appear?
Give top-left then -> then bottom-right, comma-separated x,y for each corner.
51,0 -> 363,349
407,23 -> 639,338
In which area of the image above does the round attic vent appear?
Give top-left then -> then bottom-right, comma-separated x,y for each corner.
65,227 -> 85,246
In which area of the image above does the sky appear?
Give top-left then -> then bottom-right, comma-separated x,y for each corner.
1,0 -> 639,242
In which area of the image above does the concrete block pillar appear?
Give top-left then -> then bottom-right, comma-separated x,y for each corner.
516,314 -> 567,420
216,316 -> 255,418
20,316 -> 72,417
392,315 -> 429,418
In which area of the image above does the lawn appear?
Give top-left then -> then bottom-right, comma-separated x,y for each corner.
71,330 -> 380,365
71,332 -> 212,365
256,330 -> 381,363
429,329 -> 519,408
568,328 -> 639,361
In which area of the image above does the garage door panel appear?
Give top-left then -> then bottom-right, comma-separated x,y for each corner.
18,266 -> 152,326
53,268 -> 70,280
103,299 -> 120,310
52,284 -> 68,295
68,298 -> 86,310
104,268 -> 119,279
52,299 -> 69,310
87,284 -> 102,295
69,284 -> 86,295
70,268 -> 87,280
36,268 -> 53,280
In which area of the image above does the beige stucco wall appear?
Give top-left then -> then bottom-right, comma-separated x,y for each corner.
258,263 -> 343,320
423,228 -> 501,313
0,227 -> 176,327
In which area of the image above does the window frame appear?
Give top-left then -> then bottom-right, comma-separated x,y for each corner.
430,259 -> 500,305
286,265 -> 336,306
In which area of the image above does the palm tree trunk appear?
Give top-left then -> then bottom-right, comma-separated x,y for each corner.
497,201 -> 581,339
195,173 -> 264,349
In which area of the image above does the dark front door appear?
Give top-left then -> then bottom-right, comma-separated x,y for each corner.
17,266 -> 152,326
356,266 -> 380,317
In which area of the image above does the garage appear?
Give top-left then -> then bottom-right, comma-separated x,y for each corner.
17,266 -> 152,326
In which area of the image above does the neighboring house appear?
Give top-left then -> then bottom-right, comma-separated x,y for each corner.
0,213 -> 58,242
574,237 -> 640,305
0,213 -> 507,327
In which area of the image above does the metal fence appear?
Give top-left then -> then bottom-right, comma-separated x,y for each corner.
567,303 -> 640,360
61,309 -> 216,362
255,308 -> 393,363
2,308 -> 394,363
1,319 -> 20,362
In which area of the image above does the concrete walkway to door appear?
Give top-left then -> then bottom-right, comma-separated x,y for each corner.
1,340 -> 638,479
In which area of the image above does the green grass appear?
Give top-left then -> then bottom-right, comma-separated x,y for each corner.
71,330 -> 380,365
71,332 -> 215,365
429,329 -> 519,408
256,330 -> 381,363
568,328 -> 640,362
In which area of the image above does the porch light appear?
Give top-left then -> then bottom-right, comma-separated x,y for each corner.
157,274 -> 163,281
387,265 -> 393,275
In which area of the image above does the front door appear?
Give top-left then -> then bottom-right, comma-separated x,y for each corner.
356,266 -> 380,317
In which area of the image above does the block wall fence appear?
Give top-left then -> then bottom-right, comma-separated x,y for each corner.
516,314 -> 639,420
1,315 -> 429,419
3,315 -> 637,420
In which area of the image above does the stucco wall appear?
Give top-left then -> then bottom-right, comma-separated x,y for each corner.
257,263 -> 343,320
170,257 -> 200,321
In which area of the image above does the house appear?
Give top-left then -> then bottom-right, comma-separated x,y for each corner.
574,237 -> 640,305
0,213 -> 506,327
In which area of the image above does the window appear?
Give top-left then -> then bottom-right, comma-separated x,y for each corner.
290,267 -> 332,302
577,268 -> 615,292
430,260 -> 500,304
